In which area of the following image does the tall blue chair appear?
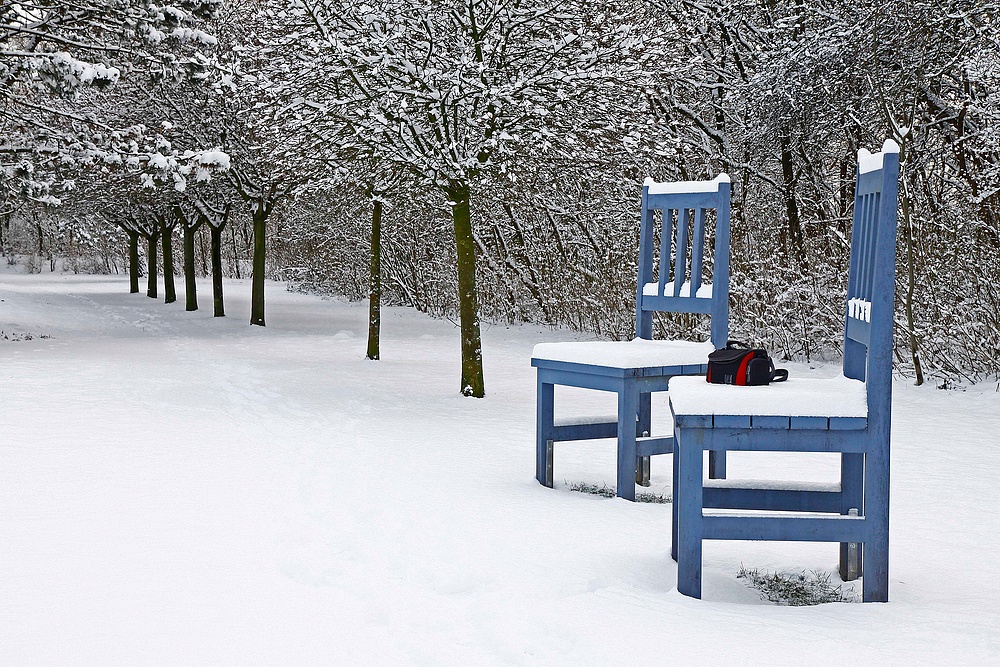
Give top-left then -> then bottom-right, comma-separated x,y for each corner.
532,175 -> 731,501
669,140 -> 900,602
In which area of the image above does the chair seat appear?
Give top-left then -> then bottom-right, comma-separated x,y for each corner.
669,374 -> 867,419
532,338 -> 713,370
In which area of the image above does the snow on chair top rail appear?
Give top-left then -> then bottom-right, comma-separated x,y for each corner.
643,173 -> 730,195
636,174 -> 731,349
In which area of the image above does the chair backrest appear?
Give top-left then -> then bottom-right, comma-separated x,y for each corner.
635,175 -> 731,348
843,140 -> 901,426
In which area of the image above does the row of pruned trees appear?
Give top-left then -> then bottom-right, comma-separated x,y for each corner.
109,198 -> 231,314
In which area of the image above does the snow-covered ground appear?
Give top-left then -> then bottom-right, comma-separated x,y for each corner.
2,271 -> 998,664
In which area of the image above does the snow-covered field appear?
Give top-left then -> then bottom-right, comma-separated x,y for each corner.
2,271 -> 998,664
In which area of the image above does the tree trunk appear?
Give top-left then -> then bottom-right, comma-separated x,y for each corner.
231,225 -> 242,280
183,222 -> 198,311
146,234 -> 158,298
162,223 -> 176,304
780,133 -> 803,254
198,231 -> 209,278
445,180 -> 485,397
367,198 -> 383,360
211,225 -> 225,317
250,201 -> 267,326
900,173 -> 924,386
128,231 -> 140,294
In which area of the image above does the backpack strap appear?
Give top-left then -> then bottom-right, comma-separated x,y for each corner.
771,367 -> 789,382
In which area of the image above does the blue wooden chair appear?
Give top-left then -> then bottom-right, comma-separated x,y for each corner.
532,175 -> 731,501
668,140 -> 900,602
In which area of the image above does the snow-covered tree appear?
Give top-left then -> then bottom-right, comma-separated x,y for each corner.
277,0 -> 643,396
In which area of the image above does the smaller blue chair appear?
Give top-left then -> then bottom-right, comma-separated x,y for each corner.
532,175 -> 732,501
668,140 -> 900,602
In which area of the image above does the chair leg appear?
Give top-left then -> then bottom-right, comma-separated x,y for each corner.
840,452 -> 864,580
536,378 -> 555,487
708,450 -> 727,479
671,433 -> 679,562
616,383 -> 638,501
638,392 -> 652,437
636,392 -> 652,486
863,445 -> 890,602
676,427 -> 704,598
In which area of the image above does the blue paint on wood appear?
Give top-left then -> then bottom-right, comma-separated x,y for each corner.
829,417 -> 867,430
676,414 -> 713,429
714,415 -> 751,429
790,416 -> 829,430
671,143 -> 899,602
751,415 -> 790,429
533,178 -> 732,500
701,514 -> 867,542
551,422 -> 618,442
690,208 -> 707,293
704,487 -> 842,513
616,388 -> 639,502
536,378 -> 554,487
637,436 -> 674,457
640,295 -> 715,315
673,209 -> 690,297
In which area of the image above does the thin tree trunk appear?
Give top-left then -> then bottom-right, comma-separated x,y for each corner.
445,180 -> 485,397
250,200 -> 267,326
128,231 -> 140,294
901,174 -> 924,386
231,224 -> 242,279
211,225 -> 225,317
184,222 -> 198,311
198,230 -> 209,278
146,233 -> 158,298
780,133 -> 803,254
367,198 -> 383,360
162,222 -> 176,304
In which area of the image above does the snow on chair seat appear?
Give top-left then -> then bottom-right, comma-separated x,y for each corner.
532,339 -> 714,374
668,375 -> 868,430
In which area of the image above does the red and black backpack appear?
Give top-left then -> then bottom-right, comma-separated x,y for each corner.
706,341 -> 789,386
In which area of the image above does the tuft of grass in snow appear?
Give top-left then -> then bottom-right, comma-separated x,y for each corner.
569,482 -> 617,498
1,330 -> 51,342
567,482 -> 671,504
737,565 -> 858,605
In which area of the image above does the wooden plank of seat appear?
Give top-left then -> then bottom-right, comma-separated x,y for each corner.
791,416 -> 830,430
830,417 -> 867,430
751,415 -> 790,429
678,414 -> 868,432
714,415 -> 750,428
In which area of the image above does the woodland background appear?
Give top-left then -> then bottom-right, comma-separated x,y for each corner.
2,0 -> 998,392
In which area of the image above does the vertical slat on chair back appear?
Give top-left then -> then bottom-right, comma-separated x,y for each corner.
635,176 -> 731,349
843,140 -> 900,427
